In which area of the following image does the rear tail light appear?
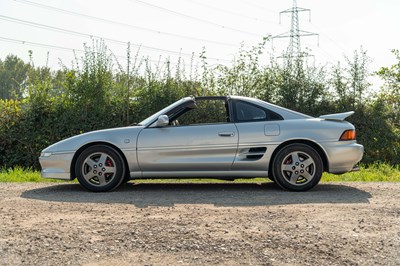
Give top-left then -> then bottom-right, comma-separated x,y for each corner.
339,129 -> 356,141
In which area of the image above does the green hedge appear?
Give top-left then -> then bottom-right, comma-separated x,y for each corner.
0,43 -> 399,168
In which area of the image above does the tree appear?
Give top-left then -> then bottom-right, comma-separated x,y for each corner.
376,49 -> 400,127
274,53 -> 328,116
345,47 -> 371,109
0,55 -> 31,99
372,49 -> 400,164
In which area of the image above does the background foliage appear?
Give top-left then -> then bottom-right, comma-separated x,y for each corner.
0,41 -> 399,169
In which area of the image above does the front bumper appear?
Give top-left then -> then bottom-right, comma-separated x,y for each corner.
39,152 -> 75,180
321,141 -> 364,174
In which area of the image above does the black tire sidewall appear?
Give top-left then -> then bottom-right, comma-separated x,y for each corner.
75,145 -> 125,192
272,144 -> 323,191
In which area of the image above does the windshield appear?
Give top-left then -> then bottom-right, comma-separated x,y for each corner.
138,97 -> 192,126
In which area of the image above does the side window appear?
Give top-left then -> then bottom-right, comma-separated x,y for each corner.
172,99 -> 228,126
234,101 -> 283,122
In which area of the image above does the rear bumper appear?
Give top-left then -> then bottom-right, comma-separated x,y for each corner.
39,152 -> 74,180
321,142 -> 364,174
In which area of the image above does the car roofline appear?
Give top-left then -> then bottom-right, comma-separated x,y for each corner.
228,95 -> 312,119
194,96 -> 229,101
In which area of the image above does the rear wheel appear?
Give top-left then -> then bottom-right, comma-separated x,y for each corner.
272,144 -> 323,191
75,145 -> 125,192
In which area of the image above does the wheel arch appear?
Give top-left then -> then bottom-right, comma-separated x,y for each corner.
269,139 -> 329,174
70,141 -> 130,180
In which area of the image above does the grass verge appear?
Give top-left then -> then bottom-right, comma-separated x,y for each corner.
0,163 -> 399,183
0,167 -> 59,183
321,163 -> 400,182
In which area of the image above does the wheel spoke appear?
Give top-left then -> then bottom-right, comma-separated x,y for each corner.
84,158 -> 96,168
302,158 -> 314,168
291,152 -> 300,164
83,172 -> 93,182
282,164 -> 294,171
98,174 -> 106,185
302,171 -> 314,181
289,173 -> 299,185
98,154 -> 108,165
103,166 -> 116,175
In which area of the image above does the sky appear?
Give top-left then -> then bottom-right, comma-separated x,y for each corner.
0,0 -> 399,86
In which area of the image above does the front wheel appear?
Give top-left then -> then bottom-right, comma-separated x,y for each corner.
272,144 -> 323,191
75,145 -> 125,192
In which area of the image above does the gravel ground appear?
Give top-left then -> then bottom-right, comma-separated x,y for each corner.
0,182 -> 399,266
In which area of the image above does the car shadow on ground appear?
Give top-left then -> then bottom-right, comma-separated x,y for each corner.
21,182 -> 372,208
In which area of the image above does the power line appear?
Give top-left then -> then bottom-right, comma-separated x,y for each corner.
315,46 -> 338,62
0,36 -> 203,67
0,36 -> 83,53
185,0 -> 276,24
241,0 -> 278,14
13,0 -> 237,47
128,0 -> 261,37
0,14 -> 231,63
309,22 -> 346,53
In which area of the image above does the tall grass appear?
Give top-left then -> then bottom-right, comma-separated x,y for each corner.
1,163 -> 399,183
0,167 -> 58,182
321,163 -> 400,182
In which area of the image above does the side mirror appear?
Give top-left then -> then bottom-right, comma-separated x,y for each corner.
155,115 -> 169,127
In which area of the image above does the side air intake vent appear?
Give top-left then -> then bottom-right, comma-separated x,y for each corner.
243,147 -> 267,160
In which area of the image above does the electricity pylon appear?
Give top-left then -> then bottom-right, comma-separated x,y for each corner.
273,0 -> 319,60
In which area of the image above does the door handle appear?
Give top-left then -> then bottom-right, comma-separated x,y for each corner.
218,132 -> 235,137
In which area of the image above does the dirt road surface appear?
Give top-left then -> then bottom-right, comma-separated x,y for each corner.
0,182 -> 399,265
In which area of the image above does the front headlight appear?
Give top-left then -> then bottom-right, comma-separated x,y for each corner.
40,152 -> 52,157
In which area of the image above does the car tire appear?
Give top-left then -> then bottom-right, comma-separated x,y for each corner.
75,145 -> 125,192
272,144 -> 323,191
122,174 -> 131,184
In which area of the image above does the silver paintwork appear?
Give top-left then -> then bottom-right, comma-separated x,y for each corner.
319,111 -> 354,121
154,115 -> 169,127
39,96 -> 364,183
137,123 -> 238,172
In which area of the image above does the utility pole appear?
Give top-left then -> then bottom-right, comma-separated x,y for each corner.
273,0 -> 318,61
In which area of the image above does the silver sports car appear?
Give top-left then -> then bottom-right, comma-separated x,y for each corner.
39,96 -> 363,192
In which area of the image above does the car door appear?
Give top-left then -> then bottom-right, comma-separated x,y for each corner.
136,98 -> 239,174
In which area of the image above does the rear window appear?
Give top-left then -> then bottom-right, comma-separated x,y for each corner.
233,101 -> 283,122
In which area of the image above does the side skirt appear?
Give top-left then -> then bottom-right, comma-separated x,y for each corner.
130,171 -> 268,179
